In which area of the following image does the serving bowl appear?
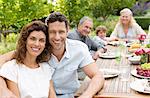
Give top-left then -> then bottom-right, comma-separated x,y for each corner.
128,56 -> 141,65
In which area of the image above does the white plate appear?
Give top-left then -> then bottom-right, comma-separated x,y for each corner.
130,79 -> 150,94
126,54 -> 134,58
126,42 -> 133,47
99,53 -> 119,59
99,69 -> 120,79
131,69 -> 150,79
108,41 -> 119,46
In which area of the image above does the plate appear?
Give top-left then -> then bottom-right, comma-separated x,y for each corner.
99,69 -> 120,79
108,41 -> 119,46
99,53 -> 119,59
128,48 -> 138,53
130,79 -> 150,94
131,69 -> 150,79
125,53 -> 134,58
126,42 -> 133,47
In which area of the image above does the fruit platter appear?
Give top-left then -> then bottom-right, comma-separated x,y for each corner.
131,63 -> 150,78
136,63 -> 150,77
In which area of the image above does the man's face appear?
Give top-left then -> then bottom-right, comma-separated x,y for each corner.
48,21 -> 67,51
78,20 -> 93,36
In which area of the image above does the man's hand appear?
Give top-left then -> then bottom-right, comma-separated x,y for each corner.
92,51 -> 99,60
0,77 -> 17,98
93,47 -> 107,60
0,50 -> 15,67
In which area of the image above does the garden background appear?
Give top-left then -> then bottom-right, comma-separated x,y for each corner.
0,0 -> 150,54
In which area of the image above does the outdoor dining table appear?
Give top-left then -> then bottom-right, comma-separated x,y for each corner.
75,45 -> 150,98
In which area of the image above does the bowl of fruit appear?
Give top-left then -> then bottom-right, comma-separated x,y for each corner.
136,63 -> 150,77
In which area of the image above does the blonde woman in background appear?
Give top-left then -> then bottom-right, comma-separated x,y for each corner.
110,8 -> 146,42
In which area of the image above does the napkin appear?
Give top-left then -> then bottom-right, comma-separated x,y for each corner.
144,80 -> 150,92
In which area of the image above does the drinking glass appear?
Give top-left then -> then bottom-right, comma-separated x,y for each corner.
119,65 -> 130,81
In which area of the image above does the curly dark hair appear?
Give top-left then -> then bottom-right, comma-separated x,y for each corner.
15,21 -> 51,64
45,12 -> 69,30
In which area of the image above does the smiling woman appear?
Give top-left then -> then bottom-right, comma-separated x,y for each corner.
110,8 -> 146,42
0,21 -> 57,98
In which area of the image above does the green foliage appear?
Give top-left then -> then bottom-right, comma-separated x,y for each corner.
0,42 -> 16,54
6,33 -> 19,43
134,17 -> 150,30
0,33 -> 19,54
0,0 -> 17,30
55,0 -> 92,27
89,0 -> 136,20
0,33 -> 18,54
53,0 -> 136,29
0,0 -> 53,31
93,16 -> 119,37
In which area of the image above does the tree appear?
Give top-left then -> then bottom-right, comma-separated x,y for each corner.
0,0 -> 53,43
90,0 -> 136,20
54,0 -> 92,27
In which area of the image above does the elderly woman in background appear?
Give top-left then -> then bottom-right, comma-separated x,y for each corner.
110,8 -> 146,42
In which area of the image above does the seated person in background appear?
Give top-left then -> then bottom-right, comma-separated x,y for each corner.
93,25 -> 110,46
110,8 -> 146,42
0,21 -> 56,98
68,16 -> 107,60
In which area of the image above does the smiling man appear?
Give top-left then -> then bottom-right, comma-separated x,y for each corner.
68,16 -> 106,61
46,12 -> 104,98
67,16 -> 107,80
0,12 -> 104,98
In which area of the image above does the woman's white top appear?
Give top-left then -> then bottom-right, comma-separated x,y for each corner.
110,23 -> 146,39
0,59 -> 55,98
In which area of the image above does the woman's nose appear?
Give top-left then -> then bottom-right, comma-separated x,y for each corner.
35,40 -> 40,46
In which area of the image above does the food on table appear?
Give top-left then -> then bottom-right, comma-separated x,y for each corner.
130,43 -> 141,49
136,63 -> 150,77
146,44 -> 150,48
128,43 -> 141,52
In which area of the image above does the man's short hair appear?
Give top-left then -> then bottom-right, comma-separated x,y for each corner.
45,12 -> 69,29
78,16 -> 93,27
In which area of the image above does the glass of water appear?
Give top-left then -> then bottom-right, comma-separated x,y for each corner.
119,65 -> 130,81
